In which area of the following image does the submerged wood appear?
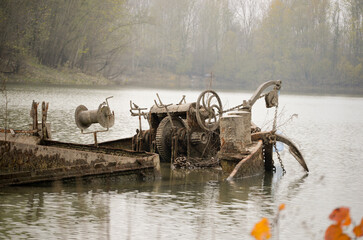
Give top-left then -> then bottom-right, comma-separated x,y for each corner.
224,140 -> 264,181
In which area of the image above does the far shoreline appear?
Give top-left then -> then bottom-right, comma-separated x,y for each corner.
4,80 -> 363,98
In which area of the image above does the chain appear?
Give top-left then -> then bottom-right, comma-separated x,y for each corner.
221,94 -> 267,114
220,91 -> 285,174
274,142 -> 286,174
272,104 -> 286,174
221,103 -> 244,114
272,104 -> 278,131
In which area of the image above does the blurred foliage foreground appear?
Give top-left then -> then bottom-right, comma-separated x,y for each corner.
250,204 -> 363,240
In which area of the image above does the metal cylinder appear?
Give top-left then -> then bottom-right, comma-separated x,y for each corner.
220,110 -> 251,152
75,105 -> 114,130
190,132 -> 208,144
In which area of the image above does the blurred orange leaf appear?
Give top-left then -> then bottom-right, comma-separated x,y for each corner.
325,224 -> 351,240
279,203 -> 285,211
329,207 -> 352,226
251,218 -> 271,240
353,218 -> 363,237
325,224 -> 342,240
337,233 -> 350,240
338,234 -> 351,240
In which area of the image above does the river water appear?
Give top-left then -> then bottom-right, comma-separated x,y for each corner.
0,84 -> 362,239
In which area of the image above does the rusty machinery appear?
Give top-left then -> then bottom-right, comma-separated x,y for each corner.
130,80 -> 283,164
130,91 -> 223,163
75,96 -> 115,146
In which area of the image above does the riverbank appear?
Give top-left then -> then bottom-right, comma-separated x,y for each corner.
3,57 -> 112,86
2,59 -> 362,96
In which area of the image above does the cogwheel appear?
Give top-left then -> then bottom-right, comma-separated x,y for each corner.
156,116 -> 186,162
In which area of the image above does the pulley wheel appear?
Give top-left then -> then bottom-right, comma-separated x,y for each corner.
196,90 -> 223,131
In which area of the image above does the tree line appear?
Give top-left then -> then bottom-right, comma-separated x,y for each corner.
0,0 -> 362,92
0,0 -> 138,81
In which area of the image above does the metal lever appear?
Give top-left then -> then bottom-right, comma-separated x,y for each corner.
242,80 -> 281,110
129,101 -> 148,119
129,101 -> 148,139
154,93 -> 174,128
178,95 -> 186,105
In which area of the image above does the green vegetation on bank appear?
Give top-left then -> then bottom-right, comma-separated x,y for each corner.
6,57 -> 111,86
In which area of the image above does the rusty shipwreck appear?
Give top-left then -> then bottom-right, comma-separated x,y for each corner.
0,80 -> 308,186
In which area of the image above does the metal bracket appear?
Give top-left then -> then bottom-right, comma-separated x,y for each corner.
80,129 -> 109,147
129,101 -> 148,119
101,96 -> 115,120
242,80 -> 282,110
129,101 -> 149,151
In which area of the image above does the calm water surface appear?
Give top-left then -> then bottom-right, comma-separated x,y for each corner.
1,84 -> 363,239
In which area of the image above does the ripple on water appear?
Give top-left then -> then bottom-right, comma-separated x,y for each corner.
1,85 -> 363,239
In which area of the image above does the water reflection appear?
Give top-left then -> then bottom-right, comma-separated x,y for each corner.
0,180 -> 113,239
0,162 -> 356,239
25,191 -> 44,222
0,166 -> 279,239
285,173 -> 308,200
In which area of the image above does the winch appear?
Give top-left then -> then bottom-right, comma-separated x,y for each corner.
130,90 -> 223,164
129,80 -> 308,177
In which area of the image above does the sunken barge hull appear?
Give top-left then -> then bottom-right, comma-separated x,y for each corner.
0,134 -> 160,187
0,80 -> 309,186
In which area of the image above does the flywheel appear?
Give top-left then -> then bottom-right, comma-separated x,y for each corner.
156,116 -> 186,162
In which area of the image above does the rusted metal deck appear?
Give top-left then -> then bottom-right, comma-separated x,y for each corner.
0,133 -> 160,187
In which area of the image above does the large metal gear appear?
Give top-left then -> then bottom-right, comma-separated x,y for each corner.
155,116 -> 186,162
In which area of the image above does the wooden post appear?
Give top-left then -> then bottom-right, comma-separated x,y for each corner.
30,101 -> 39,135
41,101 -> 49,139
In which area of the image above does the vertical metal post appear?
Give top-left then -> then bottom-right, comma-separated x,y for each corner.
263,143 -> 274,171
171,133 -> 178,165
93,132 -> 98,147
137,109 -> 143,152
